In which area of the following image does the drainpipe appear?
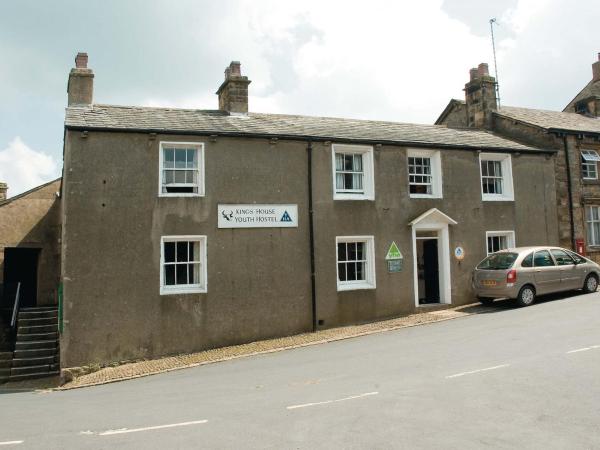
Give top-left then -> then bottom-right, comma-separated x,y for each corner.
307,141 -> 317,331
563,135 -> 576,249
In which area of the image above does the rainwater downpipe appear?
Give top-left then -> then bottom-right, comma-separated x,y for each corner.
307,141 -> 317,332
563,135 -> 576,249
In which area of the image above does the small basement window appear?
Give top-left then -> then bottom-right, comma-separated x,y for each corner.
159,142 -> 204,196
160,236 -> 207,294
485,231 -> 515,255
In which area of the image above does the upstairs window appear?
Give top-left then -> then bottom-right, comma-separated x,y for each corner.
332,144 -> 374,200
159,142 -> 204,196
581,150 -> 600,180
407,149 -> 442,198
479,153 -> 514,201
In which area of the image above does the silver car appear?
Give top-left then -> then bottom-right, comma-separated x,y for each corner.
472,246 -> 600,306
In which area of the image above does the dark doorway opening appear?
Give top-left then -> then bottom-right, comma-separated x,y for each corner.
2,248 -> 40,308
417,238 -> 440,304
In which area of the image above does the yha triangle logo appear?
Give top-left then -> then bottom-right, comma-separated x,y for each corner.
280,211 -> 292,222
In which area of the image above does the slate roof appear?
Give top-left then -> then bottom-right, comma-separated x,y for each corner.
495,105 -> 600,134
65,104 -> 545,152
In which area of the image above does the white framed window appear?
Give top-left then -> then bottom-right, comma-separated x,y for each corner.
485,231 -> 516,255
336,236 -> 376,291
332,144 -> 375,200
586,206 -> 600,246
479,153 -> 514,201
407,149 -> 442,198
159,142 -> 205,197
581,150 -> 600,180
160,236 -> 207,295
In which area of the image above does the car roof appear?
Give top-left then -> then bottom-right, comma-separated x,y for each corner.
498,246 -> 574,254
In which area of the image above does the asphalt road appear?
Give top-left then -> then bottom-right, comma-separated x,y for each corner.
1,292 -> 600,449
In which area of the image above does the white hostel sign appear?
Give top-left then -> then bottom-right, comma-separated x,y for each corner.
218,204 -> 298,228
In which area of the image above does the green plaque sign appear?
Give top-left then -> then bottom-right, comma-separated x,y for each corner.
385,241 -> 403,260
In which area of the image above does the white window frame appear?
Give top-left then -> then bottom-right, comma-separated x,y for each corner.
158,141 -> 205,197
160,235 -> 207,295
479,153 -> 514,201
407,149 -> 443,198
335,236 -> 376,291
586,206 -> 600,247
581,150 -> 600,180
332,144 -> 375,200
485,230 -> 516,255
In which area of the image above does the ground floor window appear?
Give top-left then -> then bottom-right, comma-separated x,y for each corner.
486,231 -> 515,255
336,236 -> 376,291
586,206 -> 600,246
160,236 -> 207,294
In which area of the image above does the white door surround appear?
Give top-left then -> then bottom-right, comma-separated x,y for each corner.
409,208 -> 457,307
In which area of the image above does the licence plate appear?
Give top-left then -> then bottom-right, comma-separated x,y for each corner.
482,280 -> 497,287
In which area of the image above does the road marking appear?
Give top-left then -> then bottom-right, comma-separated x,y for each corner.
86,420 -> 208,436
567,345 -> 600,354
0,442 -> 23,446
445,364 -> 510,379
286,391 -> 379,410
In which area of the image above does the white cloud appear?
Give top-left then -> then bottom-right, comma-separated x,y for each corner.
0,137 -> 59,198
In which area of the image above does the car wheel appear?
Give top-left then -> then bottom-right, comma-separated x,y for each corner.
583,274 -> 598,293
478,297 -> 494,305
515,285 -> 536,307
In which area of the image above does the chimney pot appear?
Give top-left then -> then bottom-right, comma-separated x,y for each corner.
75,52 -> 88,69
477,63 -> 489,77
469,68 -> 478,81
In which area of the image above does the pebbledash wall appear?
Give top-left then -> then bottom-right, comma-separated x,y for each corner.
60,55 -> 559,368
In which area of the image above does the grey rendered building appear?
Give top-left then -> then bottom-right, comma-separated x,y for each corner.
60,54 -> 558,368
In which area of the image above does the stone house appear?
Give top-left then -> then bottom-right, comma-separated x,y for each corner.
57,54 -> 558,368
436,55 -> 600,259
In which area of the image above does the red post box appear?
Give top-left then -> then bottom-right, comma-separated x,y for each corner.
576,238 -> 585,256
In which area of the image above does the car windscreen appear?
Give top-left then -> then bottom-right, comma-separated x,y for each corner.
477,253 -> 518,270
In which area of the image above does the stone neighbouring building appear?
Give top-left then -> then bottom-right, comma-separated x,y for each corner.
0,179 -> 62,309
57,54 -> 558,368
436,57 -> 600,260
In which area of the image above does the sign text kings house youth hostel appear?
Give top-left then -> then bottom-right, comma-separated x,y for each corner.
218,204 -> 298,228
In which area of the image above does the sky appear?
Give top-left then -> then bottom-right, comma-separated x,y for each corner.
1,0 -> 598,197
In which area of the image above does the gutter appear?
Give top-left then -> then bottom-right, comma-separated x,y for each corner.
64,126 -> 556,155
306,141 -> 317,332
562,135 -> 576,249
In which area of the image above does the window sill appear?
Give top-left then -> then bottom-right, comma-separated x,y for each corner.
159,193 -> 205,198
160,286 -> 207,295
582,178 -> 600,185
409,194 -> 442,199
334,194 -> 374,201
337,282 -> 376,292
482,195 -> 514,202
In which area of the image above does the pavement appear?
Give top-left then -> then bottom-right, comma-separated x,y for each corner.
1,291 -> 599,449
55,303 -> 483,390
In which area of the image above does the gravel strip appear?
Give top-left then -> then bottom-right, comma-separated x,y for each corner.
59,303 -> 488,390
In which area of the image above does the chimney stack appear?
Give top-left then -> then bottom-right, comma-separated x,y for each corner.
0,182 -> 7,201
67,52 -> 94,106
216,61 -> 251,114
592,53 -> 600,83
464,62 -> 498,128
